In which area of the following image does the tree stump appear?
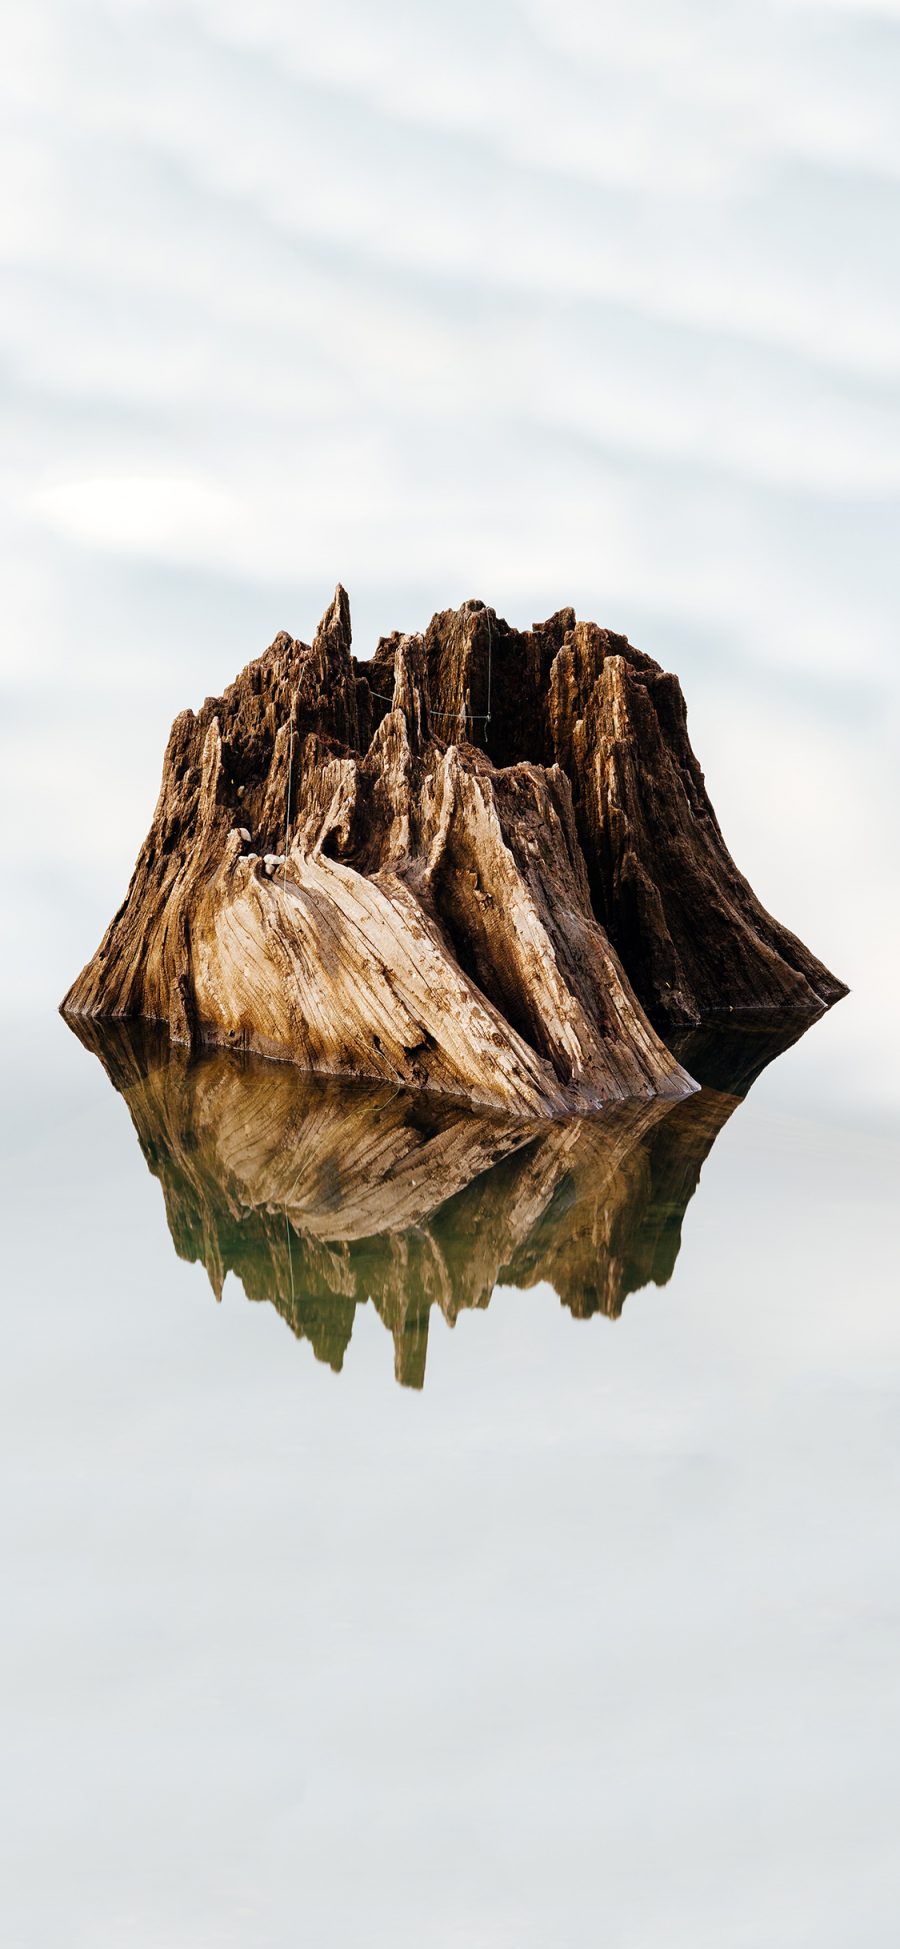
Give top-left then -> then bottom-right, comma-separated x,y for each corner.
62,588 -> 845,1115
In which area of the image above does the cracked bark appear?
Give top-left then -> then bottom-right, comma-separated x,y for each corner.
62,587 -> 845,1115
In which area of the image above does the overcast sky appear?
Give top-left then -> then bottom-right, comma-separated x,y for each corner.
2,0 -> 898,1113
4,24 -> 900,1949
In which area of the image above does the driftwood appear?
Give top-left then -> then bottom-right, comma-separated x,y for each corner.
62,590 -> 845,1116
73,1014 -> 808,1389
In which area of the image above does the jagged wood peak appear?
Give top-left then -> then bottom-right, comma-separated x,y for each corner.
62,585 -> 845,1115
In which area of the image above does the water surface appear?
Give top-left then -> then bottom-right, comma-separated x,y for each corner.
2,1002 -> 897,1948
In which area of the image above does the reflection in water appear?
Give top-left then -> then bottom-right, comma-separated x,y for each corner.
70,1014 -> 814,1388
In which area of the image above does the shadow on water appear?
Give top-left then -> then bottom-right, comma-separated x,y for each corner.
68,1012 -> 816,1389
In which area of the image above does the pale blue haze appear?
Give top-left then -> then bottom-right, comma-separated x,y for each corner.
0,3 -> 898,1944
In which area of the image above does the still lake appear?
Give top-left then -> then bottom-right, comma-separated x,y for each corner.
2,996 -> 897,1948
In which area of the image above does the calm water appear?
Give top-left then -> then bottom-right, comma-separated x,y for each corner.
2,1000 -> 898,1947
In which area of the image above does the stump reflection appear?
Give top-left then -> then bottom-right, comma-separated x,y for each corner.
70,1015 -> 813,1388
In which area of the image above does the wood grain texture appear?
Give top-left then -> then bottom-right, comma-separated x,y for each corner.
62,588 -> 845,1113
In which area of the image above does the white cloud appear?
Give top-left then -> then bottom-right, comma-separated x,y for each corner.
32,474 -> 240,558
1,0 -> 898,1102
4,0 -> 900,382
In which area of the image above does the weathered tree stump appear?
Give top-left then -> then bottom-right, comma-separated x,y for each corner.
62,589 -> 845,1115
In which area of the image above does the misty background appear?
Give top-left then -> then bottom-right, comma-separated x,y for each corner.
3,12 -> 900,1949
2,0 -> 898,1120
